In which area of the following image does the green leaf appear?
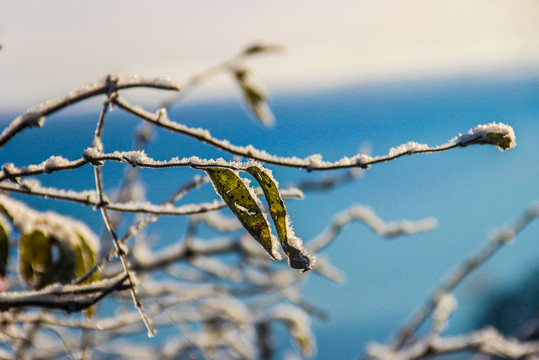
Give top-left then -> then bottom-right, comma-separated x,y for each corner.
76,231 -> 99,283
75,232 -> 99,317
0,195 -> 99,289
0,221 -> 9,278
205,168 -> 280,260
19,229 -> 53,288
246,166 -> 312,272
19,230 -> 99,289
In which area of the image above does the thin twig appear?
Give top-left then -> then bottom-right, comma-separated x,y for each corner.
45,326 -> 76,360
0,180 -> 225,215
297,168 -> 363,192
13,320 -> 40,359
93,166 -> 156,337
159,41 -> 283,109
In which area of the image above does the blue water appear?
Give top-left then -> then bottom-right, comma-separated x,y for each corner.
1,75 -> 538,358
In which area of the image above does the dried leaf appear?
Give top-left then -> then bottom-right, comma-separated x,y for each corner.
233,69 -> 275,127
205,168 -> 280,260
241,42 -> 284,57
246,166 -> 312,271
76,232 -> 99,283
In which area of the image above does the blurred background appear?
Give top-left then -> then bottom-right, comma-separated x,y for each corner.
1,1 -> 538,358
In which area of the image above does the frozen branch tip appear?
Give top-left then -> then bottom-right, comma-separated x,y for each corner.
456,122 -> 516,151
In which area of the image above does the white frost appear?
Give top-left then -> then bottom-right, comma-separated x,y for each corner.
457,122 -> 516,151
0,194 -> 99,254
269,304 -> 316,357
387,141 -> 429,157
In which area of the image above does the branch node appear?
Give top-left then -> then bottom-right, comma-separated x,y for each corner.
21,112 -> 46,128
82,147 -> 104,166
94,199 -> 109,210
1,165 -> 21,184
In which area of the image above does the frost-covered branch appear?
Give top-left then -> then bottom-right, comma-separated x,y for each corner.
0,121 -> 515,185
0,74 -> 179,149
367,326 -> 539,360
388,204 -> 539,351
113,94 -> 516,170
125,238 -> 240,274
308,206 -> 438,253
0,274 -> 129,312
0,176 -> 303,216
0,157 -> 87,181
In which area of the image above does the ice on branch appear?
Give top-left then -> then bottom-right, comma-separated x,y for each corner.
308,205 -> 438,253
0,195 -> 98,248
1,156 -> 74,178
199,297 -> 251,325
456,122 -> 516,151
270,304 -> 316,357
388,142 -> 429,157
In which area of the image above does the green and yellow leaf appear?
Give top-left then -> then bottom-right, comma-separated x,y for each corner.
19,229 -> 53,288
0,195 -> 100,290
246,166 -> 313,272
205,167 -> 280,260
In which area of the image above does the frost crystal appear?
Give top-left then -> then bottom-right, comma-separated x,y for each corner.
387,141 -> 429,157
0,194 -> 99,253
457,122 -> 516,151
42,156 -> 70,174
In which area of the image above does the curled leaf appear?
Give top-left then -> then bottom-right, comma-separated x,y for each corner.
19,230 -> 53,288
205,168 -> 280,260
241,42 -> 284,57
246,166 -> 313,272
0,195 -> 99,289
233,69 -> 275,127
19,229 -> 98,289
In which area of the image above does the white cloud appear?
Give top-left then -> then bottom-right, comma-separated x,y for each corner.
1,0 -> 538,111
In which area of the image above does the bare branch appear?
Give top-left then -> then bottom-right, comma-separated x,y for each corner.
0,74 -> 179,149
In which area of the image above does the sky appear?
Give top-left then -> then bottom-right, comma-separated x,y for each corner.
1,0 -> 539,111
